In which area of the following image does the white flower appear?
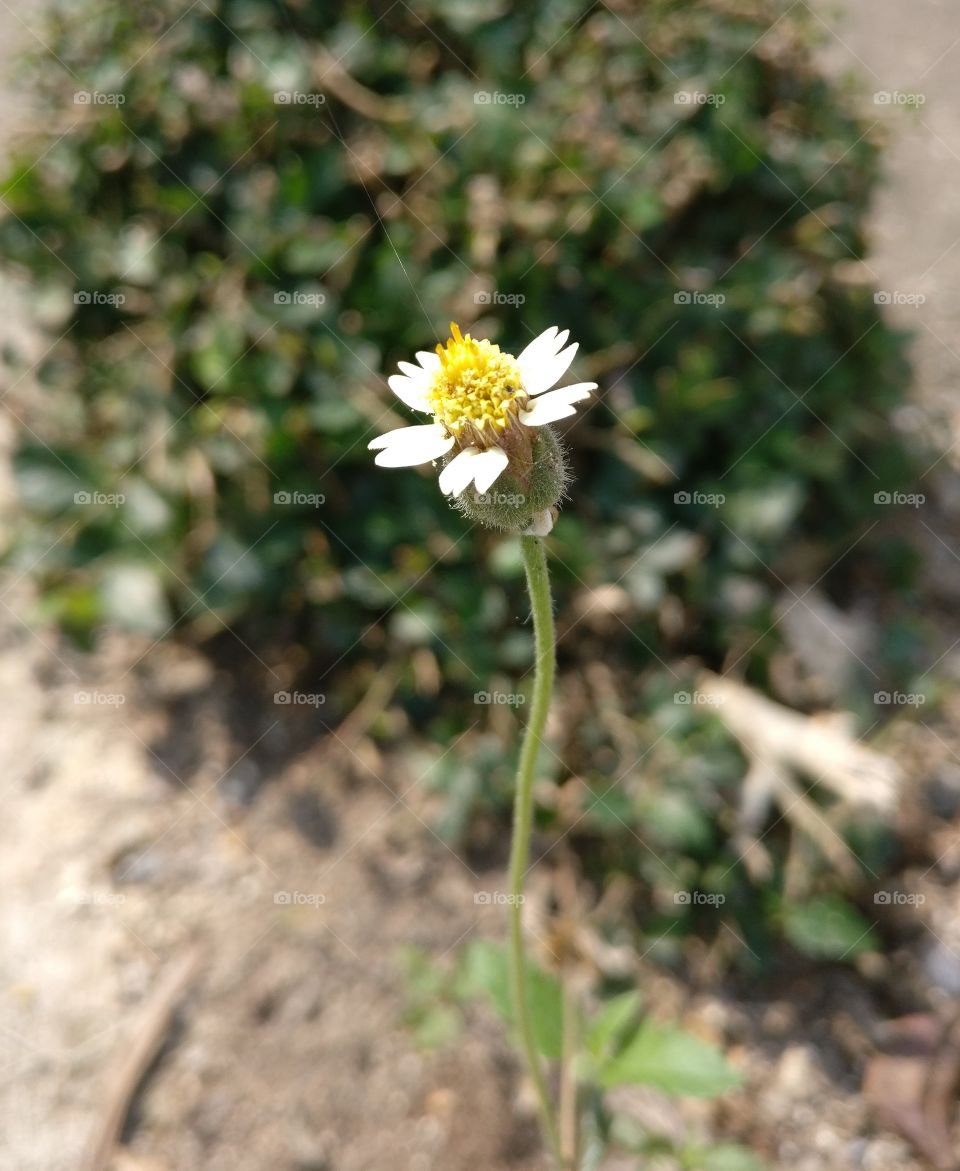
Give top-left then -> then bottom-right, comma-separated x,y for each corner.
369,323 -> 596,502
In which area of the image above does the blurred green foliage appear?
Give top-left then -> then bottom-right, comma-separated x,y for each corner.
400,941 -> 754,1164
2,0 -> 911,659
0,0 -> 920,960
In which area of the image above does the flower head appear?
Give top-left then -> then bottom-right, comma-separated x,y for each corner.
370,323 -> 596,533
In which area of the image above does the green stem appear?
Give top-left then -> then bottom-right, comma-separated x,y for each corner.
560,973 -> 580,1170
508,535 -> 562,1165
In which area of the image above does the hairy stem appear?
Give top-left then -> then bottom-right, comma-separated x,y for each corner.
508,535 -> 562,1165
560,974 -> 580,1170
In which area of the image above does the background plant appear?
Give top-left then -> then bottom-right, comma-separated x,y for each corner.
1,0 -> 924,968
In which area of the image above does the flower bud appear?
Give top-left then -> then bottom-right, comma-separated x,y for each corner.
451,425 -> 569,533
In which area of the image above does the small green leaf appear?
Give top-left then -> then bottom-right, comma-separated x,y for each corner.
600,1020 -> 742,1097
688,1142 -> 768,1171
586,990 -> 643,1061
457,940 -> 564,1059
411,1004 -> 461,1050
782,895 -> 877,960
100,564 -> 171,635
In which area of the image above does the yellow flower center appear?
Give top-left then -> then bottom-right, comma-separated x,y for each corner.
427,322 -> 526,439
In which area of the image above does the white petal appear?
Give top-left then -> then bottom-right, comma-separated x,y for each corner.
519,383 -> 595,427
515,327 -> 571,381
521,400 -> 575,425
387,373 -> 431,411
369,424 -> 454,467
368,429 -> 397,450
520,341 -> 579,396
397,360 -> 432,386
524,509 -> 556,536
547,381 -> 595,403
416,350 -> 441,372
472,447 -> 510,494
517,327 -> 584,395
438,447 -> 482,496
516,326 -> 560,368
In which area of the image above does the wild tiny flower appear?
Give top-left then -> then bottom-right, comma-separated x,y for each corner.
369,321 -> 595,1164
369,323 -> 596,534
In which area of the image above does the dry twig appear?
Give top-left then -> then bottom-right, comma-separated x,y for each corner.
83,948 -> 201,1171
